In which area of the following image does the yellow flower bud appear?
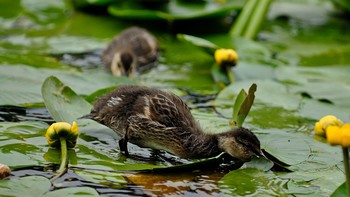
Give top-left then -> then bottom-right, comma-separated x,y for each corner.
341,124 -> 350,147
314,115 -> 343,136
46,121 -> 79,148
326,125 -> 342,145
214,48 -> 238,68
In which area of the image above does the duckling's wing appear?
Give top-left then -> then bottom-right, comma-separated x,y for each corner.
127,115 -> 182,154
148,93 -> 195,128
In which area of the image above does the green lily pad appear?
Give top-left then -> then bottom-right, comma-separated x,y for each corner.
74,169 -> 126,188
177,34 -> 218,55
220,168 -> 289,196
259,130 -> 310,166
0,121 -> 49,169
282,166 -> 345,196
41,75 -> 91,122
0,176 -> 51,197
0,65 -> 132,106
215,80 -> 301,114
276,66 -> 350,107
45,187 -> 99,197
0,176 -> 99,197
108,0 -> 244,21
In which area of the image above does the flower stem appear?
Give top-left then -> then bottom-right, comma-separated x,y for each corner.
58,137 -> 68,173
342,147 -> 350,196
227,67 -> 235,83
50,137 -> 68,182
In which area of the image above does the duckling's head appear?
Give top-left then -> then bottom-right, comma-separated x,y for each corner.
217,127 -> 262,161
110,51 -> 135,77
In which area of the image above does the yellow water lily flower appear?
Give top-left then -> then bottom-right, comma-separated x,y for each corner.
214,48 -> 238,68
325,124 -> 350,147
314,115 -> 343,136
341,124 -> 350,147
46,121 -> 79,148
326,125 -> 342,146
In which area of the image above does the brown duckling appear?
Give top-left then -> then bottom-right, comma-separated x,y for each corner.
102,27 -> 158,77
81,85 -> 262,161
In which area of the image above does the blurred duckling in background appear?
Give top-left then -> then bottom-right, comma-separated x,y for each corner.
102,27 -> 159,77
81,85 -> 263,161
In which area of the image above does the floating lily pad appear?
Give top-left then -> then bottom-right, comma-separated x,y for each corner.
0,65 -> 132,106
0,176 -> 99,197
282,166 -> 345,196
108,0 -> 244,21
177,34 -> 218,54
0,121 -> 49,169
220,168 -> 289,196
215,80 -> 301,114
276,66 -> 350,107
259,130 -> 311,166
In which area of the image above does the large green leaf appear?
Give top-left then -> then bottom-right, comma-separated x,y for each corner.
41,76 -> 91,122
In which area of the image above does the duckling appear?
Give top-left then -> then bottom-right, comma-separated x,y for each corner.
81,85 -> 262,161
102,27 -> 158,77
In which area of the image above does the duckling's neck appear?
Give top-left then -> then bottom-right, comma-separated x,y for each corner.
183,131 -> 222,159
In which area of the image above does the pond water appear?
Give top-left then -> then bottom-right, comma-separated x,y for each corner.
1,0 -> 350,196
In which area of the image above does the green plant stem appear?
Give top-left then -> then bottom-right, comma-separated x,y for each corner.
244,0 -> 273,39
50,137 -> 68,182
58,137 -> 68,173
230,0 -> 257,36
227,67 -> 235,83
342,147 -> 350,197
